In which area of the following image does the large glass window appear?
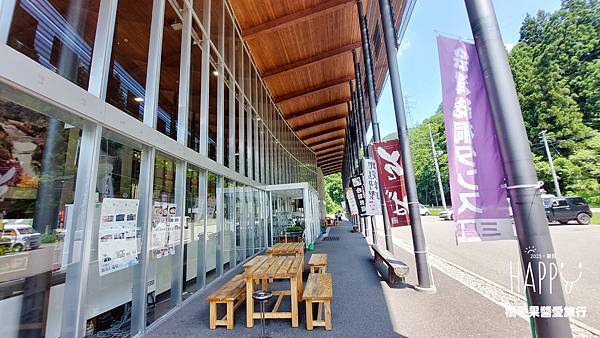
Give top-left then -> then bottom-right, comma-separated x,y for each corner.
205,171 -> 218,284
187,24 -> 204,152
207,52 -> 219,161
106,0 -> 152,120
86,130 -> 142,337
156,3 -> 183,140
224,7 -> 234,74
235,183 -> 245,264
0,94 -> 82,338
245,186 -> 254,257
8,0 -> 100,90
223,79 -> 231,168
183,164 -> 202,300
147,153 -> 180,326
235,88 -> 242,173
223,178 -> 235,272
209,0 -> 223,52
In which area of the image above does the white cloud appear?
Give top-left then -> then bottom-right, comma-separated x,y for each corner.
398,38 -> 412,57
504,42 -> 516,52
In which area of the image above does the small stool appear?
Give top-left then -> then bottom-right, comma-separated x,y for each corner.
253,290 -> 272,338
308,254 -> 327,273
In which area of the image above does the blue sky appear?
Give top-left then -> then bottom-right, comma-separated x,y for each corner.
373,0 -> 562,139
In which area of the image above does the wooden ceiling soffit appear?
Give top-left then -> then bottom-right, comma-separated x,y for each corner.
303,131 -> 345,147
322,163 -> 343,169
319,158 -> 343,167
242,0 -> 355,39
302,126 -> 346,141
318,152 -> 343,162
315,145 -> 344,156
312,138 -> 344,151
294,115 -> 347,133
274,74 -> 355,104
262,43 -> 361,79
287,97 -> 350,122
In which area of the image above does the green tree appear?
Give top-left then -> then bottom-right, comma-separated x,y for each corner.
324,173 -> 344,214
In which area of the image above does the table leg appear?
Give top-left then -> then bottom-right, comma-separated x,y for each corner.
290,276 -> 299,327
246,277 -> 254,328
297,270 -> 303,300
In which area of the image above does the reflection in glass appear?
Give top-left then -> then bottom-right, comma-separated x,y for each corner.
183,165 -> 203,300
146,153 -> 178,326
106,0 -> 152,120
208,54 -> 219,161
205,171 -> 218,284
0,97 -> 80,337
86,131 -> 142,336
8,0 -> 101,89
156,4 -> 183,140
235,183 -> 245,264
223,179 -> 235,272
188,24 -> 204,152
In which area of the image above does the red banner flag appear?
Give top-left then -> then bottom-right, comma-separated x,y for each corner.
373,139 -> 410,227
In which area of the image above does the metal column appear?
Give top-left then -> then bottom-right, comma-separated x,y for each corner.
378,0 -> 435,292
465,0 -> 571,336
356,0 -> 393,252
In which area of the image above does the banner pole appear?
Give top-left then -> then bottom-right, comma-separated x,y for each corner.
464,0 -> 571,336
378,0 -> 435,292
356,0 -> 394,253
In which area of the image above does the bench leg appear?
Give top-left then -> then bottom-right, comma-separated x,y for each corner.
226,301 -> 234,329
209,302 -> 217,329
324,300 -> 332,330
305,300 -> 314,330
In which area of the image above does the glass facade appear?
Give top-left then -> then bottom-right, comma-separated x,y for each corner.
0,0 -> 319,337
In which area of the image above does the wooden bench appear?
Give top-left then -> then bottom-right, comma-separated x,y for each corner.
370,244 -> 409,285
308,254 -> 327,273
207,275 -> 246,329
302,273 -> 332,330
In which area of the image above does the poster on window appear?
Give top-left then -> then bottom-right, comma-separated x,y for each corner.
345,188 -> 359,215
362,158 -> 382,215
373,139 -> 410,227
437,35 -> 515,243
151,202 -> 181,258
350,174 -> 367,216
98,198 -> 140,276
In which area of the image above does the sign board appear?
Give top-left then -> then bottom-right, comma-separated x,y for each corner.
372,139 -> 410,227
362,158 -> 382,215
350,174 -> 367,216
437,35 -> 515,242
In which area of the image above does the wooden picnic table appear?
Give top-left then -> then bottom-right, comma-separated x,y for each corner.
266,242 -> 305,257
244,255 -> 303,328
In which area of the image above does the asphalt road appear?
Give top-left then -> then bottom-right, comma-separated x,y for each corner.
391,216 -> 600,331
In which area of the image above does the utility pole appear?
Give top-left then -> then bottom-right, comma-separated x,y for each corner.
428,122 -> 447,209
465,0 -> 571,336
540,130 -> 562,196
378,0 -> 435,292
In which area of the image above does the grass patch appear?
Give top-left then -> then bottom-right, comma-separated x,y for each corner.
591,212 -> 600,225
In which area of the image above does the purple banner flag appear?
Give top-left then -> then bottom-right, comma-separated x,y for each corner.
437,35 -> 515,243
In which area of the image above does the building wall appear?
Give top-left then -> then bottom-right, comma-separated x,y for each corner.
0,0 -> 318,337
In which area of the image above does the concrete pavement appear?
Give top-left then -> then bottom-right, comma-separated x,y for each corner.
379,216 -> 600,334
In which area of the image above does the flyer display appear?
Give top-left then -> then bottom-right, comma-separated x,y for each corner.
151,202 -> 182,258
98,198 -> 140,276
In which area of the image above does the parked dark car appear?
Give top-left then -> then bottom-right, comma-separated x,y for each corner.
543,196 -> 592,225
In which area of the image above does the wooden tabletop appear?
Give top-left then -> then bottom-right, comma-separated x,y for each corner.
308,253 -> 327,267
244,255 -> 303,279
266,242 -> 305,255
